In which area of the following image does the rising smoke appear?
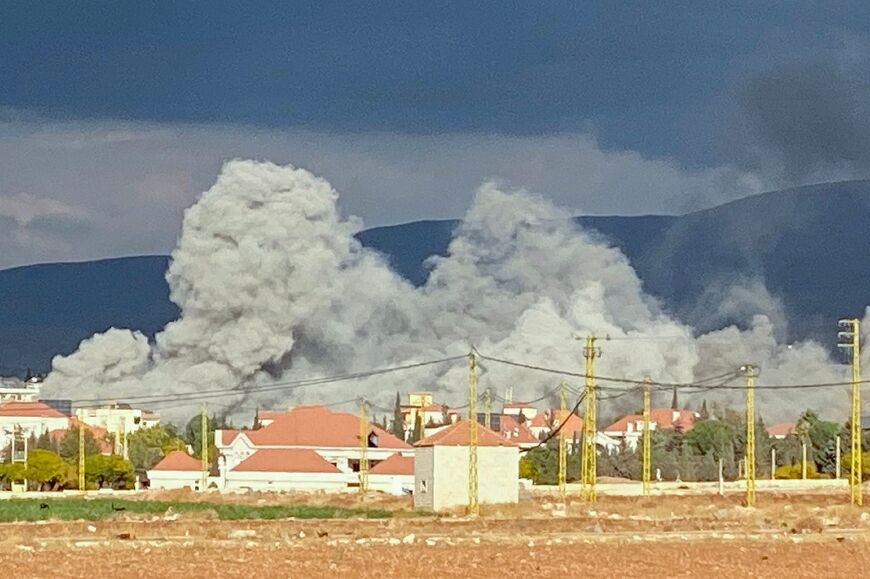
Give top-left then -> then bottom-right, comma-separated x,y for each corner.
43,160 -> 868,423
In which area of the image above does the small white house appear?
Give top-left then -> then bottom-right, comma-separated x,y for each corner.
223,449 -> 347,492
147,450 -> 204,490
369,453 -> 414,495
414,420 -> 519,512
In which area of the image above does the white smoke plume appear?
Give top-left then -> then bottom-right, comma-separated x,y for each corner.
43,160 -> 862,424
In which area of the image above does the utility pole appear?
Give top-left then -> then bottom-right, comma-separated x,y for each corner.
771,447 -> 776,480
558,381 -> 568,497
581,336 -> 601,502
78,423 -> 86,491
359,399 -> 369,494
838,318 -> 862,506
836,436 -> 842,479
200,402 -> 208,493
741,364 -> 759,507
467,352 -> 480,515
802,442 -> 808,480
484,388 -> 492,431
642,377 -> 652,497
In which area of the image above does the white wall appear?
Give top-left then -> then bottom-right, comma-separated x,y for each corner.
147,470 -> 202,490
415,445 -> 519,511
224,470 -> 349,492
0,415 -> 69,450
369,473 -> 414,495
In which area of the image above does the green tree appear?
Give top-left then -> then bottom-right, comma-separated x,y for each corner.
796,410 -> 840,475
0,463 -> 27,489
684,419 -> 736,460
26,449 -> 70,491
58,426 -> 104,460
127,424 -> 186,474
85,455 -> 135,489
184,414 -> 217,467
391,392 -> 405,440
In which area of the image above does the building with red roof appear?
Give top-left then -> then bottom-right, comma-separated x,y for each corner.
48,417 -> 113,455
214,405 -> 414,493
0,401 -> 70,456
766,422 -> 797,439
414,420 -> 519,511
146,450 -> 206,490
603,408 -> 698,450
498,414 -> 540,449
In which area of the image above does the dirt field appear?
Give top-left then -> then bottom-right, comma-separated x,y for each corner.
2,491 -> 869,578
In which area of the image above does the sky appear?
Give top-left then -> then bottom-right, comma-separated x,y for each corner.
2,1 -> 870,269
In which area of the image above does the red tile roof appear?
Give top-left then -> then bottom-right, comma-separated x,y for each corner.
499,415 -> 540,445
220,429 -> 242,445
0,401 -> 66,418
529,412 -> 550,428
767,422 -> 796,437
603,408 -> 696,434
231,449 -> 340,474
246,405 -> 410,449
416,420 -> 518,447
256,410 -> 286,422
150,450 -> 202,472
370,453 -> 414,475
552,410 -> 584,438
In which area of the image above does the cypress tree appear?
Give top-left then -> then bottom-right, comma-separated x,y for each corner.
391,392 -> 405,440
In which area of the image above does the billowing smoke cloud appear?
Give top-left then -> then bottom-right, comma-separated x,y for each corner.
43,160 -> 863,423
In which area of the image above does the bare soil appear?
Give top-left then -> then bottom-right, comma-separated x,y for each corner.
2,491 -> 869,578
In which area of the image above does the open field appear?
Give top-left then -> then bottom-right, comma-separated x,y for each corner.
1,486 -> 869,578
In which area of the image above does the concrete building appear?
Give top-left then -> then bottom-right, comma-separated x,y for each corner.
76,402 -> 160,448
502,401 -> 538,420
414,420 -> 519,511
0,401 -> 70,453
603,408 -> 697,450
0,377 -> 41,403
147,450 -> 205,490
215,405 -> 413,493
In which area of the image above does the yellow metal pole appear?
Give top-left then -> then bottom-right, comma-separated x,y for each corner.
359,399 -> 369,494
838,318 -> 862,505
642,377 -> 652,497
200,402 -> 208,492
484,388 -> 492,431
78,422 -> 86,491
467,352 -> 479,515
581,336 -> 600,502
741,364 -> 758,507
558,381 -> 567,497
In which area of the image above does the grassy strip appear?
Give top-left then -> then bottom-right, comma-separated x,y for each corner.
0,498 -> 392,522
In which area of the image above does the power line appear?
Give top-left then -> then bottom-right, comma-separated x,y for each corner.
69,354 -> 467,406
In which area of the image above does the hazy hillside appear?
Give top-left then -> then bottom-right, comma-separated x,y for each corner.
2,180 -> 868,375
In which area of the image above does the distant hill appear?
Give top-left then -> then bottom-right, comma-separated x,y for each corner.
2,180 -> 869,374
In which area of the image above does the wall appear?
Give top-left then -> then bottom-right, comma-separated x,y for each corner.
413,446 -> 435,510
147,470 -> 201,490
417,446 -> 519,511
369,473 -> 414,495
224,471 -> 349,492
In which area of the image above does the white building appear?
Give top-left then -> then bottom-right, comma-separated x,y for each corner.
0,401 -> 70,453
603,408 -> 697,450
0,377 -> 41,403
147,450 -> 205,490
215,405 -> 414,493
502,401 -> 539,420
414,420 -> 519,512
76,402 -> 160,440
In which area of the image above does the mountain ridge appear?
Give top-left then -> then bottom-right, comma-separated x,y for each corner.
2,180 -> 869,375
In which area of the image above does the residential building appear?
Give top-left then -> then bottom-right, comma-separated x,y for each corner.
528,410 -> 583,442
0,377 -> 41,403
766,423 -> 797,439
214,405 -> 413,493
48,417 -> 113,455
497,414 -> 540,449
414,420 -> 519,511
603,408 -> 697,450
147,450 -> 206,490
76,402 -> 160,451
502,401 -> 538,421
0,401 -> 70,453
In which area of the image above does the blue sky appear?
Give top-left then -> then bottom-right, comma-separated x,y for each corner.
1,2 -> 869,267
